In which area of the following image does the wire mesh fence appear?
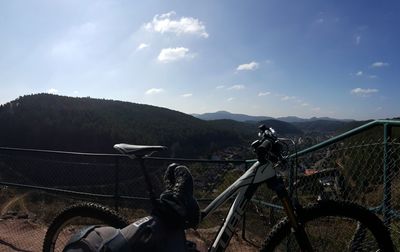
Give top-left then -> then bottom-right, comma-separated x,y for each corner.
282,125 -> 400,249
0,149 -> 253,251
0,121 -> 399,251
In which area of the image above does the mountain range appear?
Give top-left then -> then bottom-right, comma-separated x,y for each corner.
193,111 -> 354,123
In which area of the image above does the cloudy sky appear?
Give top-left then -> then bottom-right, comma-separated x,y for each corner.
0,0 -> 399,120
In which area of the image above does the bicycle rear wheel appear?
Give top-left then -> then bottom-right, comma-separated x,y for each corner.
42,202 -> 129,252
261,200 -> 394,252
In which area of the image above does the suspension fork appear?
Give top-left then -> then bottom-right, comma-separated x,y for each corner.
266,176 -> 314,252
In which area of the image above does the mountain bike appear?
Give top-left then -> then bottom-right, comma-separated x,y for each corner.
43,125 -> 395,251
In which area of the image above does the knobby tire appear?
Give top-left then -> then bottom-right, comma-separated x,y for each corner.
261,200 -> 394,252
42,202 -> 129,252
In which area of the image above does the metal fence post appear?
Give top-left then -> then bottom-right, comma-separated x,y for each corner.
383,123 -> 392,224
288,157 -> 294,198
114,156 -> 120,211
242,161 -> 249,240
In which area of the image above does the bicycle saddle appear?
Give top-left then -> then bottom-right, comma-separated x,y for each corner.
114,143 -> 167,157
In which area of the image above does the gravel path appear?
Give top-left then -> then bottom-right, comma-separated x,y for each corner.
0,218 -> 46,252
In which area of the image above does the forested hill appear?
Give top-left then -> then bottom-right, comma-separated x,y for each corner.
0,94 -> 255,157
5,94 -> 379,158
258,119 -> 303,135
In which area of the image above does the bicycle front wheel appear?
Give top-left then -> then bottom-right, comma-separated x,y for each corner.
261,200 -> 394,252
42,202 -> 129,252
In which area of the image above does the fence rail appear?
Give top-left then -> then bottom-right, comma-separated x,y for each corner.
0,119 -> 399,251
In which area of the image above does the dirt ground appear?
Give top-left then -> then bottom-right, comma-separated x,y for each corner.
0,193 -> 258,252
187,228 -> 259,252
0,217 -> 258,252
0,218 -> 46,252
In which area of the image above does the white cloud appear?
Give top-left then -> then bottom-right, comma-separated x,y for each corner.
144,11 -> 209,38
216,85 -> 225,89
311,107 -> 321,112
227,97 -> 235,101
228,85 -> 245,90
137,43 -> 149,50
145,88 -> 164,95
157,47 -> 190,63
237,61 -> 259,71
258,92 -> 271,96
47,88 -> 58,94
351,88 -> 379,96
301,102 -> 309,107
368,75 -> 378,79
182,93 -> 192,98
356,71 -> 363,76
371,62 -> 389,68
281,96 -> 296,101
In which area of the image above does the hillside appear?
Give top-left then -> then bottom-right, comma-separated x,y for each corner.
258,119 -> 303,135
205,119 -> 304,137
292,120 -> 349,134
193,111 -> 272,122
277,116 -> 353,123
193,111 -> 353,123
0,94 -> 383,158
0,94 -> 250,157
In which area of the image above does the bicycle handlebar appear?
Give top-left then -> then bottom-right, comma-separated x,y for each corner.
253,124 -> 284,163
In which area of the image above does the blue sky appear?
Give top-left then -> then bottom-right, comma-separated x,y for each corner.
0,0 -> 399,120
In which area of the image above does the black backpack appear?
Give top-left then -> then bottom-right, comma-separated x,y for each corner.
63,216 -> 187,252
63,164 -> 200,252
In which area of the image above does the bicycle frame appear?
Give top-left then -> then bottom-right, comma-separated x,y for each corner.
201,160 -> 276,251
131,142 -> 313,251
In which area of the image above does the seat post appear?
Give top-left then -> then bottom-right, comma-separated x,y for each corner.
137,157 -> 158,208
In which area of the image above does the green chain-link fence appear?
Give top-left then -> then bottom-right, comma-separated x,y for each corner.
0,120 -> 399,251
281,120 -> 400,249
